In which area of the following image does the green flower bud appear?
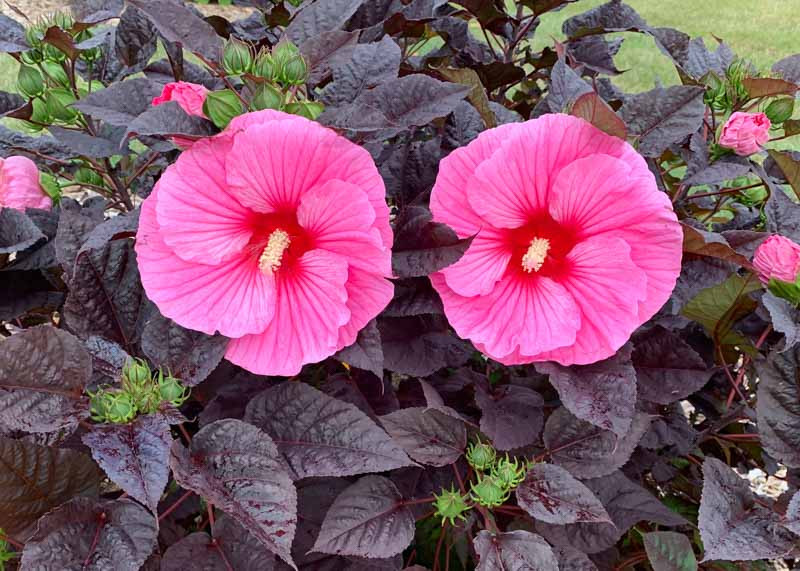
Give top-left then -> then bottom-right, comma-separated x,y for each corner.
282,54 -> 308,85
74,166 -> 104,187
17,64 -> 45,98
286,0 -> 304,6
123,358 -> 152,388
39,172 -> 61,202
106,391 -> 137,423
41,60 -> 70,88
470,474 -> 509,508
223,37 -> 253,76
433,485 -> 470,526
765,98 -> 795,124
203,89 -> 243,129
89,389 -> 111,422
43,42 -> 67,63
490,455 -> 527,490
45,87 -> 78,123
253,49 -> 277,81
20,48 -> 43,65
28,97 -> 52,127
271,40 -> 299,83
158,374 -> 190,406
466,438 -> 496,471
50,11 -> 75,32
251,82 -> 283,111
283,101 -> 324,120
25,22 -> 46,49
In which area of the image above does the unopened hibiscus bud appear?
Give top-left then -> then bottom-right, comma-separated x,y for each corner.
74,166 -> 104,187
124,358 -> 152,388
251,82 -> 283,111
25,22 -> 46,49
433,485 -> 470,526
753,235 -> 800,304
0,156 -> 52,210
20,48 -> 43,65
272,40 -> 300,83
203,89 -> 243,129
470,474 -> 509,508
17,65 -> 45,98
27,98 -> 52,129
223,37 -> 253,75
45,88 -> 78,123
253,49 -> 277,80
719,112 -> 770,156
282,54 -> 308,85
765,98 -> 794,124
41,60 -> 70,88
284,101 -> 324,120
466,438 -> 496,471
491,455 -> 526,490
152,81 -> 209,118
157,373 -> 190,406
43,42 -> 67,63
106,392 -> 137,423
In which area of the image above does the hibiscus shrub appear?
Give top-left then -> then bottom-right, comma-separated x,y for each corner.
3,0 -> 800,569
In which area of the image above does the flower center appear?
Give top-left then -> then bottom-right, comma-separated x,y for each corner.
521,237 -> 550,273
258,229 -> 291,274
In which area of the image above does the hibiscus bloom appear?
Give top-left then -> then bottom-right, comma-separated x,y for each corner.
136,110 -> 393,375
753,234 -> 800,284
0,155 -> 51,211
430,113 -> 682,366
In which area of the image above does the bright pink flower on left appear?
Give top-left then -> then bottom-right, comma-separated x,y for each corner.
152,81 -> 209,118
0,155 -> 51,211
136,110 -> 394,376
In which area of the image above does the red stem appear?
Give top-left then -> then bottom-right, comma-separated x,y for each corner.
159,490 -> 193,522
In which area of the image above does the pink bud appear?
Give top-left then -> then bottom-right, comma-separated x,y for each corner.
0,156 -> 51,211
753,234 -> 800,284
152,81 -> 209,119
718,111 -> 771,156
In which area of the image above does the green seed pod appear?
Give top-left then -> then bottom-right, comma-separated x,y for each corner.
765,98 -> 794,124
466,438 -> 497,471
27,97 -> 52,128
253,49 -> 277,81
283,101 -> 324,120
470,475 -> 509,508
50,11 -> 75,32
41,60 -> 70,88
106,391 -> 137,424
74,166 -> 105,188
271,40 -> 299,83
281,54 -> 308,85
43,42 -> 67,63
17,64 -> 45,98
123,358 -> 152,388
158,374 -> 190,406
44,87 -> 78,123
25,22 -> 46,49
89,389 -> 112,422
20,48 -> 43,65
490,455 -> 527,490
433,485 -> 470,526
251,82 -> 283,111
223,37 -> 253,76
203,89 -> 243,129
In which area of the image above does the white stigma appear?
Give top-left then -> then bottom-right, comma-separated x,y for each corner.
521,237 -> 550,273
258,229 -> 291,274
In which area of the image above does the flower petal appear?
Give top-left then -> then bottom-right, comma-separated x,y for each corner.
432,271 -> 580,360
225,249 -> 351,376
155,136 -> 255,265
441,227 -> 511,296
0,156 -> 51,210
297,179 -> 390,275
336,267 -> 394,350
136,188 -> 276,338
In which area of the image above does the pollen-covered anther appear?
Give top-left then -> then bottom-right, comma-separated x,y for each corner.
258,229 -> 291,274
521,237 -> 550,273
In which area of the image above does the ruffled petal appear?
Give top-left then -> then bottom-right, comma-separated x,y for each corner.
336,267 -> 394,350
430,123 -> 522,237
225,249 -> 351,376
155,136 -> 255,264
440,227 -> 511,296
136,188 -> 276,338
0,156 -> 51,210
549,153 -> 682,323
297,179 -> 390,275
432,271 -> 580,360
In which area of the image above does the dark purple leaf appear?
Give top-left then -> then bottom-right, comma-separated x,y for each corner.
312,475 -> 414,558
380,407 -> 466,466
756,346 -> 800,467
698,458 -> 795,561
161,514 -> 277,571
773,53 -> 800,85
244,382 -> 413,479
127,0 -> 222,61
516,463 -> 611,525
620,86 -> 705,157
379,315 -> 473,376
536,471 -> 686,554
554,546 -> 599,571
20,498 -> 157,570
126,101 -> 215,141
54,197 -> 105,277
0,13 -> 28,52
169,419 -> 297,567
473,530 -> 558,570
642,531 -> 697,571
540,59 -> 592,114
335,319 -> 384,378
632,326 -> 712,404
321,371 -> 399,420
0,124 -> 72,165
639,404 -> 696,455
0,207 -> 44,254
84,335 -> 131,385
538,346 -> 635,437
475,384 -> 544,450
0,271 -> 63,321
543,407 -> 651,478
783,490 -> 800,535
48,125 -> 121,158
72,78 -> 163,126
384,279 -> 444,317
681,223 -> 754,269
319,37 -> 401,107
682,155 -> 751,186
141,312 -> 228,386
301,30 -> 358,84
4,207 -> 58,271
0,326 -> 91,433
286,0 -> 365,45
0,437 -> 102,537
766,187 -> 800,243
82,413 -> 171,513
115,5 -> 158,68
562,0 -> 648,38
443,100 -> 484,152
392,206 -> 472,278
380,138 -> 441,204
763,292 -> 800,351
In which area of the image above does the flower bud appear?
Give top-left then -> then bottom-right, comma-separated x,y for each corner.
89,390 -> 111,422
223,37 -> 253,76
158,374 -> 189,406
20,48 -> 43,65
17,65 -> 45,98
39,172 -> 61,202
74,166 -> 104,187
490,454 -> 526,490
754,235 -> 800,305
282,54 -> 308,85
124,358 -> 152,387
765,98 -> 795,124
719,111 -> 770,156
43,42 -> 67,63
433,485 -> 470,526
203,89 -> 243,129
251,82 -> 283,111
271,40 -> 299,83
25,23 -> 46,49
283,100 -> 324,120
466,439 -> 496,471
27,98 -> 52,128
253,49 -> 276,80
470,475 -> 509,508
41,60 -> 70,88
45,88 -> 78,123
106,392 -> 137,423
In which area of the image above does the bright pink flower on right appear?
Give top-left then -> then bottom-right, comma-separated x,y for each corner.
719,111 -> 771,156
152,81 -> 209,118
753,235 -> 800,284
429,114 -> 682,366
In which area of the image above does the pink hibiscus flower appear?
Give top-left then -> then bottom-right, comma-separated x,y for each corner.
718,111 -> 771,156
136,110 -> 393,375
0,155 -> 51,211
753,234 -> 800,284
151,81 -> 209,118
430,114 -> 682,366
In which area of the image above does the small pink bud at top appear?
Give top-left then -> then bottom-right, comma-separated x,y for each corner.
718,111 -> 771,156
753,234 -> 800,284
0,155 -> 51,211
152,81 -> 209,119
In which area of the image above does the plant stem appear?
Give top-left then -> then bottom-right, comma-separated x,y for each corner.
158,490 -> 193,522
